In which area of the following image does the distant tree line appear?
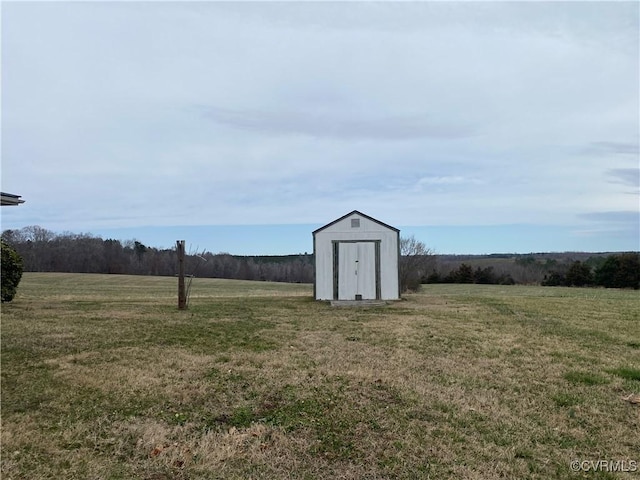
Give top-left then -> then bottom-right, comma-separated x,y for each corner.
1,226 -> 313,284
2,226 -> 638,289
423,253 -> 639,289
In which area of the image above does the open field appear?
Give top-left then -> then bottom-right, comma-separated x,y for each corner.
2,273 -> 639,479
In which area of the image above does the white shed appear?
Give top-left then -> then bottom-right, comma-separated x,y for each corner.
313,210 -> 400,301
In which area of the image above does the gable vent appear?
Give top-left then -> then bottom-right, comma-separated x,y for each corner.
351,218 -> 360,228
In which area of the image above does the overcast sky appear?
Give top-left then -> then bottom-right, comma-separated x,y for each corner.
2,1 -> 638,254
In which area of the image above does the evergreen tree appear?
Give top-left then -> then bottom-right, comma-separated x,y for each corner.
565,261 -> 593,287
1,239 -> 24,302
595,253 -> 640,289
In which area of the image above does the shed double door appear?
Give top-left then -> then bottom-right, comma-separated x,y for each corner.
335,241 -> 379,300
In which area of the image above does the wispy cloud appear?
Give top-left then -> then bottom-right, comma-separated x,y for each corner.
606,168 -> 640,188
584,142 -> 640,156
574,210 -> 639,245
417,175 -> 483,186
200,106 -> 475,141
578,211 -> 639,223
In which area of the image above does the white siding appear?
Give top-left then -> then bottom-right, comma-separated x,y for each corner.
314,211 -> 399,300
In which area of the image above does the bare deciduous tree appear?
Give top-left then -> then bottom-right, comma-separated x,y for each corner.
399,235 -> 435,293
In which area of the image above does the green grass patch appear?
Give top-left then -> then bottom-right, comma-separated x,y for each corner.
563,370 -> 610,385
607,366 -> 640,381
552,392 -> 583,407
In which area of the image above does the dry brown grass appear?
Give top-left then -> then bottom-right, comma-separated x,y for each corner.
2,274 -> 639,479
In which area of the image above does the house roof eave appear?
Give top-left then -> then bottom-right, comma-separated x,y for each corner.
1,192 -> 25,206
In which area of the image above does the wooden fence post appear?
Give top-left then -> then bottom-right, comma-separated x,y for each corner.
177,240 -> 186,310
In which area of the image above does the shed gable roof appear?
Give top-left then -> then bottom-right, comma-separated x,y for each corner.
312,210 -> 399,235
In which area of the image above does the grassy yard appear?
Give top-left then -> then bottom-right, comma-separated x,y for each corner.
2,273 -> 639,479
